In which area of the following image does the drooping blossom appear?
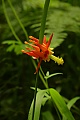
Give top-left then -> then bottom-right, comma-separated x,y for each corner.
22,33 -> 64,74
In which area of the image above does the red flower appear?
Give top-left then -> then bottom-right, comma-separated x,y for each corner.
22,34 -> 64,74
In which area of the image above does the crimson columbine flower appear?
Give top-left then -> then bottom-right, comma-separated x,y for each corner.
22,33 -> 64,74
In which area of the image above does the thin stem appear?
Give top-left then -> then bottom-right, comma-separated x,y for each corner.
2,0 -> 22,43
45,78 -> 49,89
32,72 -> 39,120
39,0 -> 50,43
39,67 -> 49,88
7,0 -> 28,41
39,65 -> 45,77
37,59 -> 45,77
31,59 -> 48,89
39,71 -> 48,89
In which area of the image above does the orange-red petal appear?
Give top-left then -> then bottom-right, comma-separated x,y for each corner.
46,33 -> 53,48
29,36 -> 39,42
22,34 -> 54,74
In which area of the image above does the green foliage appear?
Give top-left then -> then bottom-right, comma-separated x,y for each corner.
47,4 -> 80,48
2,40 -> 23,54
28,90 -> 48,120
67,97 -> 80,110
44,72 -> 63,80
41,111 -> 55,120
50,88 -> 75,120
2,0 -> 80,52
28,88 -> 79,120
0,0 -> 80,120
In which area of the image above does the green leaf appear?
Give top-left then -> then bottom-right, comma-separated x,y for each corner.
42,111 -> 55,120
44,72 -> 63,80
67,97 -> 80,110
6,44 -> 15,52
28,90 -> 47,120
2,40 -> 23,54
49,88 -> 75,120
2,40 -> 18,45
41,93 -> 51,106
14,44 -> 23,55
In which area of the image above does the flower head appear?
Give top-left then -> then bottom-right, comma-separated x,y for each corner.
22,34 -> 64,74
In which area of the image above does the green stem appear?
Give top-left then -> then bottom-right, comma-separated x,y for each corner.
2,0 -> 22,43
39,0 -> 50,43
32,72 -> 39,120
7,0 -> 28,41
31,59 -> 48,89
39,71 -> 48,89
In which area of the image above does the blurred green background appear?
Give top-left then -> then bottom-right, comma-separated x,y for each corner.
0,0 -> 80,119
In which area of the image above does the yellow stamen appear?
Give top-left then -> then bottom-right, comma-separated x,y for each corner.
50,55 -> 64,65
50,48 -> 54,50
